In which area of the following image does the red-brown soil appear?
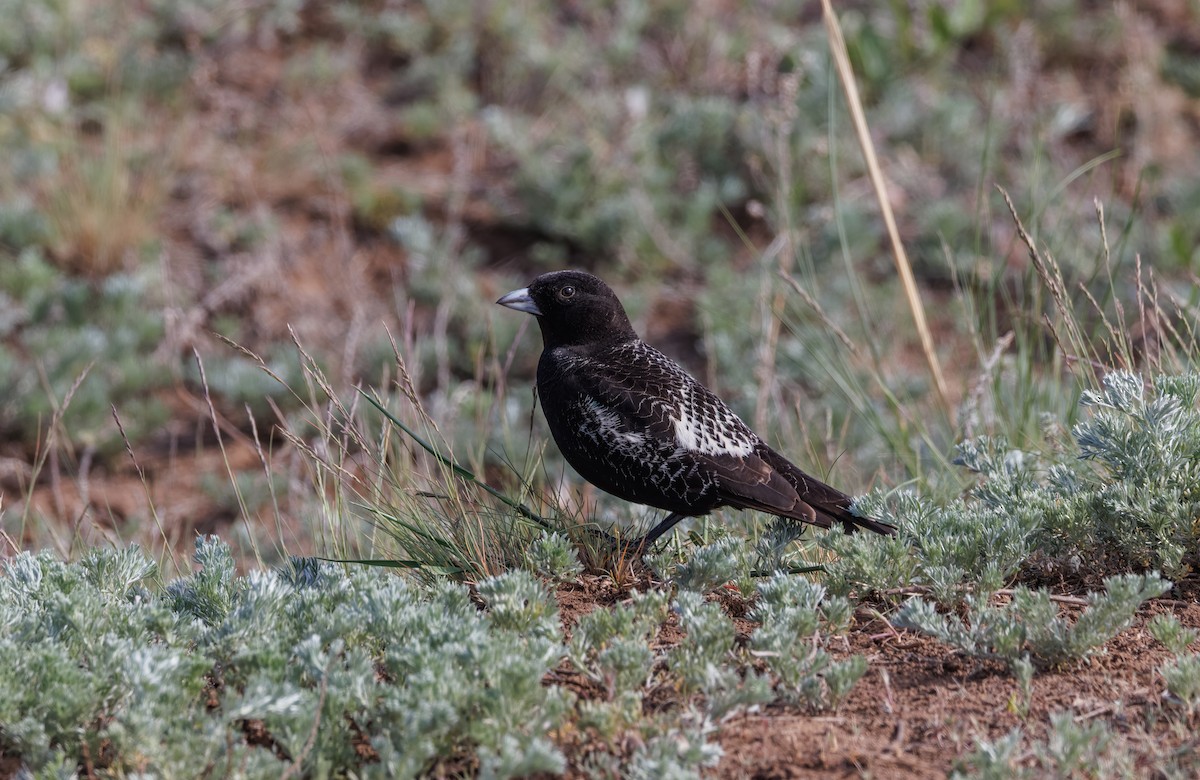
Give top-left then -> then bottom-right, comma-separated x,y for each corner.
551,574 -> 1200,778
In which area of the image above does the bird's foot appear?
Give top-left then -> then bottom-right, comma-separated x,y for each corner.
579,526 -> 650,558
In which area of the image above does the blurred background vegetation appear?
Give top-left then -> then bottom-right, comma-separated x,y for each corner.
2,0 -> 1198,568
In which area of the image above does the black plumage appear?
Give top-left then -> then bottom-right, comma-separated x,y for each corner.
497,270 -> 895,549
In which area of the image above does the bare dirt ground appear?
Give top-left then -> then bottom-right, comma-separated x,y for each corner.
550,575 -> 1200,778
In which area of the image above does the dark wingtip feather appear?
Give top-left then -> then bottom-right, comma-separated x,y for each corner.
828,509 -> 897,536
813,496 -> 897,536
757,446 -> 896,536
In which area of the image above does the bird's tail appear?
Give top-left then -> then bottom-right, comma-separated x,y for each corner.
764,449 -> 896,536
814,501 -> 897,536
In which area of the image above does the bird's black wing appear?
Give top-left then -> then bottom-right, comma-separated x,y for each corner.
596,343 -> 896,535
541,340 -> 808,514
718,444 -> 895,534
537,341 -> 717,513
539,340 -> 894,534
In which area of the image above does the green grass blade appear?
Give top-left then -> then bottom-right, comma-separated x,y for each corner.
360,391 -> 552,529
316,556 -> 465,574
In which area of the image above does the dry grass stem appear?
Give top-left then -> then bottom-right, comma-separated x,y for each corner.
112,406 -> 178,576
193,348 -> 263,565
780,273 -> 860,355
822,0 -> 951,416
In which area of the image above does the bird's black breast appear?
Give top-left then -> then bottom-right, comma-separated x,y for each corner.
535,341 -> 758,516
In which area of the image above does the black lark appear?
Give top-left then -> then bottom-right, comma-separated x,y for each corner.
497,270 -> 895,551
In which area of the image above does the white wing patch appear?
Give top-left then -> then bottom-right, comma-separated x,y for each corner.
564,340 -> 757,458
582,397 -> 646,448
669,393 -> 755,456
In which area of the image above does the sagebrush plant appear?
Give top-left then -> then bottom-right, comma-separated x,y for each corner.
1,539 -> 573,777
524,531 -> 585,582
1161,654 -> 1200,716
952,711 -> 1121,779
1149,613 -> 1199,656
893,573 -> 1170,672
0,249 -> 171,454
668,588 -> 776,723
565,590 -> 690,761
670,535 -> 753,596
1070,372 -> 1200,575
568,589 -> 670,699
750,573 -> 866,710
825,484 -> 1038,604
824,371 -> 1200,609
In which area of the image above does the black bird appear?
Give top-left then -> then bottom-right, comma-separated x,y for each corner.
497,270 -> 895,550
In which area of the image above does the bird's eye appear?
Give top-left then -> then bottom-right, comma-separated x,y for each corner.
559,285 -> 576,299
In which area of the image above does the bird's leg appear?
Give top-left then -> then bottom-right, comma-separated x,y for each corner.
585,513 -> 686,559
581,525 -> 621,549
622,512 -> 686,554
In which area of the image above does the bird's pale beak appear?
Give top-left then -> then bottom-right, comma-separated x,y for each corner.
496,287 -> 542,316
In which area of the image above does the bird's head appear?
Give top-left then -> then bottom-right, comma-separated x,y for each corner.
496,270 -> 637,348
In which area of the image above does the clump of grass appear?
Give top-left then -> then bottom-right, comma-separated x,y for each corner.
231,320 -> 590,580
41,116 -> 164,278
356,388 -> 574,580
